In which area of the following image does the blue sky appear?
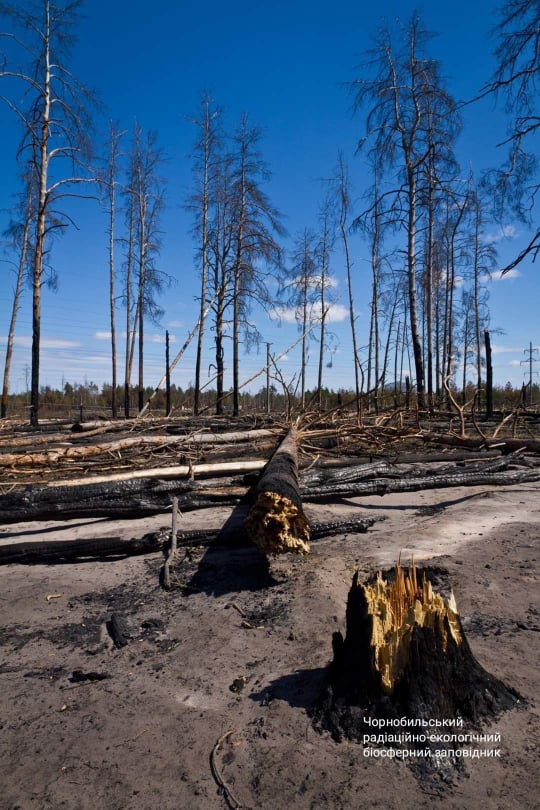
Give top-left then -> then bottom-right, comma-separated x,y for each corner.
0,0 -> 538,396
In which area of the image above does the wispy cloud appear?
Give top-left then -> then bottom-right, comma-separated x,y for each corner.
272,302 -> 348,325
149,333 -> 176,344
491,268 -> 522,281
0,335 -> 81,349
484,225 -> 518,244
94,331 -> 112,340
492,345 -> 523,354
168,320 -> 184,328
289,274 -> 339,291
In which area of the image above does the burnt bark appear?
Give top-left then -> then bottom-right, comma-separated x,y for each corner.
244,427 -> 310,554
0,533 -> 165,565
0,517 -> 379,566
0,479 -> 242,524
315,569 -> 520,743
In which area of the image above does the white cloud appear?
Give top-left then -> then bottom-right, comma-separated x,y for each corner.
149,333 -> 177,344
95,331 -> 112,340
290,274 -> 339,290
168,320 -> 183,328
484,225 -> 518,244
492,268 -> 522,281
492,345 -> 523,354
322,303 -> 348,323
0,335 -> 81,349
272,302 -> 348,325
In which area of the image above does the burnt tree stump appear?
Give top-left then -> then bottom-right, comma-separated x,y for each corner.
315,563 -> 520,742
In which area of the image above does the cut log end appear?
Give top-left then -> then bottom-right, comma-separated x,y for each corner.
315,563 -> 521,742
244,491 -> 311,556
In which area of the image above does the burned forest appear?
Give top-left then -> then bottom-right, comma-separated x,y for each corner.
1,1 -> 540,809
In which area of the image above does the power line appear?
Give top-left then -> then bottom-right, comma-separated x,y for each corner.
520,341 -> 539,405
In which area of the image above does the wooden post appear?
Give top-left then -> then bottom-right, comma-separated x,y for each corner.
266,342 -> 271,415
484,329 -> 493,419
163,496 -> 178,590
165,330 -> 171,417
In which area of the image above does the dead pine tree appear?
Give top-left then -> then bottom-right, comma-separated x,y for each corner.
334,152 -> 361,414
229,114 -> 284,417
353,13 -> 462,409
0,0 -> 96,426
1,172 -> 35,418
187,94 -> 222,416
100,121 -> 125,419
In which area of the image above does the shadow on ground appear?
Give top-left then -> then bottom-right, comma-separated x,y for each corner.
184,545 -> 278,597
249,666 -> 328,709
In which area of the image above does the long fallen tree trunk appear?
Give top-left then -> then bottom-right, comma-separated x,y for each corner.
0,478 -> 246,524
0,517 -> 381,565
0,429 -> 278,468
303,466 -> 540,501
1,458 -> 539,525
5,459 -> 266,490
244,426 -> 311,555
420,431 -> 540,455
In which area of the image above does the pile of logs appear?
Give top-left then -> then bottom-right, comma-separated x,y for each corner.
1,417 -> 539,525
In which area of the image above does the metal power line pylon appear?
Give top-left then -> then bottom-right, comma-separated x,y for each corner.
521,342 -> 539,405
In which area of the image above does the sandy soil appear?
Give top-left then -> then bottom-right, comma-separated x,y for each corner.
0,482 -> 539,810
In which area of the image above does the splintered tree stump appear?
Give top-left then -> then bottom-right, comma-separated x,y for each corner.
315,563 -> 520,742
244,426 -> 310,555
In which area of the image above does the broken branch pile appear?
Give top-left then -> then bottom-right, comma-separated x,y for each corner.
0,414 -> 539,527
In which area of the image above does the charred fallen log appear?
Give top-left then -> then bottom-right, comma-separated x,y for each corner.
301,460 -> 391,488
0,517 -> 380,565
1,457 -> 538,525
0,478 -> 243,524
303,466 -> 540,501
0,533 -> 166,564
314,564 -> 520,743
244,427 -> 311,555
420,431 -> 540,455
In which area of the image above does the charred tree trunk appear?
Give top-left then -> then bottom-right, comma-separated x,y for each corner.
0,533 -> 165,565
485,328 -> 493,419
244,426 -> 310,555
315,565 -> 520,743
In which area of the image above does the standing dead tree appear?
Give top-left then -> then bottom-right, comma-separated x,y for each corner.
353,13 -> 461,408
482,0 -> 540,273
100,121 -> 124,419
0,0 -> 95,426
1,172 -> 35,418
187,94 -> 222,416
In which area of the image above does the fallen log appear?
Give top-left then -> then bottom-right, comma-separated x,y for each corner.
244,426 -> 311,555
303,466 -> 540,501
18,459 -> 266,489
420,431 -> 540,455
314,563 -> 520,743
0,517 -> 381,565
301,460 -> 391,488
0,429 -> 278,468
0,479 -> 245,524
1,458 -> 538,525
0,533 -> 165,564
